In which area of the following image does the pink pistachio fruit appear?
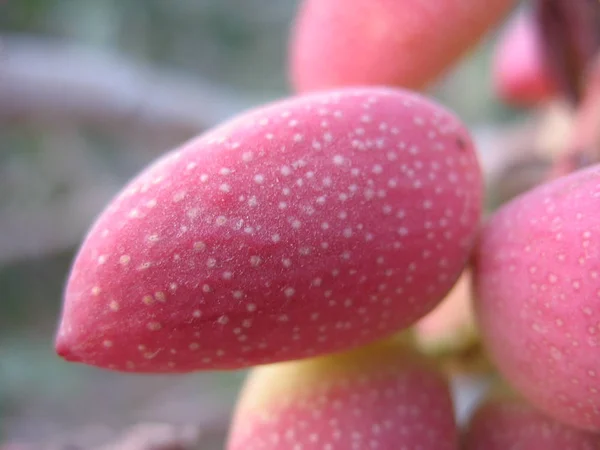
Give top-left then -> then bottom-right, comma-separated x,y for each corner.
464,394 -> 600,450
413,269 -> 478,356
227,337 -> 459,450
56,86 -> 482,373
289,0 -> 517,93
473,163 -> 600,431
492,8 -> 557,106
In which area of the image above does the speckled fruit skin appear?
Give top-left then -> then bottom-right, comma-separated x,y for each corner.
464,395 -> 600,450
56,86 -> 482,373
492,9 -> 557,106
473,164 -> 600,431
289,0 -> 517,93
227,338 -> 459,450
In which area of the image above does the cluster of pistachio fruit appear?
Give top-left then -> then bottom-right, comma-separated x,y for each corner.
54,0 -> 600,448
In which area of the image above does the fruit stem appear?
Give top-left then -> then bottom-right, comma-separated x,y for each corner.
534,0 -> 600,178
535,0 -> 600,104
550,53 -> 600,177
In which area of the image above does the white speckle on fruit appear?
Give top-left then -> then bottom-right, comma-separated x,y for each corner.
172,191 -> 186,202
218,315 -> 229,325
333,155 -> 345,166
186,208 -> 200,219
147,322 -> 161,331
193,241 -> 206,251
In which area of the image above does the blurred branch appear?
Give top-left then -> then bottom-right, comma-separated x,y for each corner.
0,183 -> 118,265
0,34 -> 259,267
0,34 -> 254,138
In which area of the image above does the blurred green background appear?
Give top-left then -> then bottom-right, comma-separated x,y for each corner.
0,1 -> 521,448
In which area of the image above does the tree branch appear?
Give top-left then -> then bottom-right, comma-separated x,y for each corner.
0,34 -> 255,136
0,183 -> 118,265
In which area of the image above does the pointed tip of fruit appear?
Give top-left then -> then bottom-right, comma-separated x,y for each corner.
54,327 -> 79,362
54,337 -> 70,359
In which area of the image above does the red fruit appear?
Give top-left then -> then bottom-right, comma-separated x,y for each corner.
289,0 -> 517,93
473,164 -> 600,431
227,338 -> 459,450
464,395 -> 600,450
56,86 -> 482,373
414,269 -> 478,356
492,9 -> 557,106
